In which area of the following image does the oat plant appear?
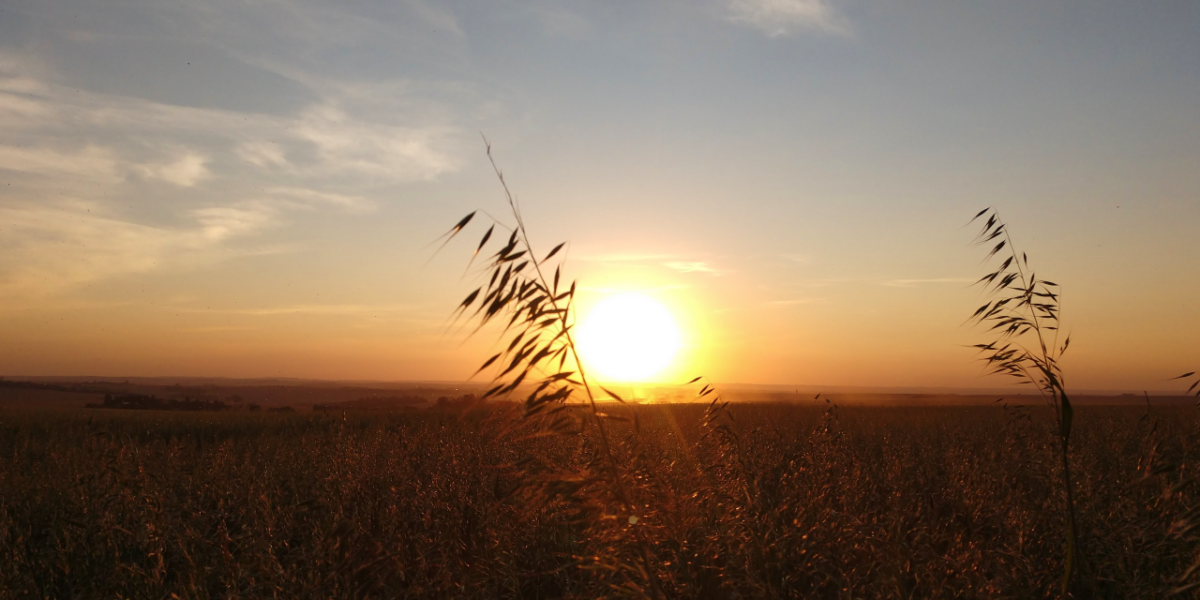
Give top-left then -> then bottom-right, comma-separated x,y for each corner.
967,207 -> 1081,594
1172,371 -> 1200,404
438,140 -> 662,597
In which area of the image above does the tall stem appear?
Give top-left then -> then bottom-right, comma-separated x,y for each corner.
1061,439 -> 1078,587
1059,390 -> 1080,596
971,208 -> 1081,595
484,142 -> 662,598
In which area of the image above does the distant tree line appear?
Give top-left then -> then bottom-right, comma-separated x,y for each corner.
0,379 -> 116,394
86,394 -> 231,412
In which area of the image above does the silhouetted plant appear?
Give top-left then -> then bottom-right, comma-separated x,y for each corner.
438,139 -> 663,597
967,207 -> 1081,594
1172,371 -> 1200,403
1163,369 -> 1200,594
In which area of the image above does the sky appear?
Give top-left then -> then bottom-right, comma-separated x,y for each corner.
1,0 -> 1198,391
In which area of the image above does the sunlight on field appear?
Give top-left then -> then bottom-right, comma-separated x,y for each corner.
576,292 -> 682,382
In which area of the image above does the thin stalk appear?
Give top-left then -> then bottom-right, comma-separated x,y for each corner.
1059,408 -> 1080,593
483,141 -> 662,598
969,208 -> 1081,595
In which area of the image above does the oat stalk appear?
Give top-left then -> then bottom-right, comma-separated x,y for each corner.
967,207 -> 1081,594
437,138 -> 662,597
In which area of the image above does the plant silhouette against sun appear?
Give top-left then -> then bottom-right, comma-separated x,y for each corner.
967,207 -> 1081,594
437,139 -> 663,597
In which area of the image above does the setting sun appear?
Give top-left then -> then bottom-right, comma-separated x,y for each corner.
576,293 -> 682,383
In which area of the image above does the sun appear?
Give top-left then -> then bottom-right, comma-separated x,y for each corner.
576,292 -> 682,383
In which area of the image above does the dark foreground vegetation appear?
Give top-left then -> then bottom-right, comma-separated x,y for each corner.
2,403 -> 1198,599
86,394 -> 233,412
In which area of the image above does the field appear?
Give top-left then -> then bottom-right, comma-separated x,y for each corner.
2,401 -> 1198,598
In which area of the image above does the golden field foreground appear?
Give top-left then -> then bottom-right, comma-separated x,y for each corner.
2,402 -> 1199,599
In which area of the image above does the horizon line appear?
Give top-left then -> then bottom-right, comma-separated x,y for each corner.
1,374 -> 1189,396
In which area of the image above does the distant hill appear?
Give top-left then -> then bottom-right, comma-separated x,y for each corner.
313,394 -> 429,411
2,376 -> 1193,409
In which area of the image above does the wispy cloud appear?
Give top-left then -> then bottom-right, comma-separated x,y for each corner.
664,261 -> 720,274
294,103 -> 458,182
0,54 -> 463,187
264,187 -> 374,213
236,141 -> 289,170
193,203 -> 278,241
725,0 -> 848,37
0,51 -> 461,303
0,144 -> 122,183
134,152 -> 210,187
0,204 -> 274,303
577,253 -> 723,275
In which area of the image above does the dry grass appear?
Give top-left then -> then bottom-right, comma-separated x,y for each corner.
439,139 -> 668,595
1,405 -> 1198,598
966,207 -> 1081,593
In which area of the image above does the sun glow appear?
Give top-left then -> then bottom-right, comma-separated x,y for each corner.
576,292 -> 682,383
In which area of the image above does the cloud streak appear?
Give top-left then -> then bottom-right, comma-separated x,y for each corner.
725,0 -> 848,37
0,204 -> 272,303
0,57 -> 463,187
0,50 -> 463,303
0,144 -> 122,183
664,261 -> 720,274
134,152 -> 210,187
576,253 -> 724,275
293,103 -> 458,182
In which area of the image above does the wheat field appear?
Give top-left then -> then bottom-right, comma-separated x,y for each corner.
2,402 -> 1197,598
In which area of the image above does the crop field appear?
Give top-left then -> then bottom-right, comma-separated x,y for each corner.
2,402 -> 1198,599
